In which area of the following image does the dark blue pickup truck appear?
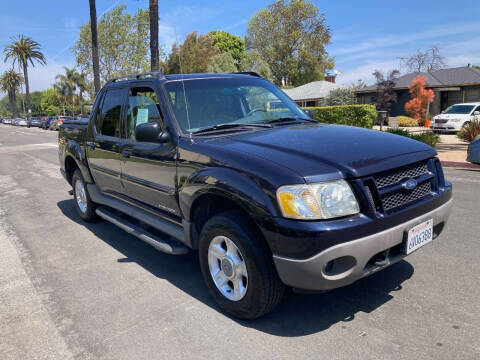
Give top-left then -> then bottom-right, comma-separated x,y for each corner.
58,72 -> 452,319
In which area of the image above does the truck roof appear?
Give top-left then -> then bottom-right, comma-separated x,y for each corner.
106,72 -> 262,85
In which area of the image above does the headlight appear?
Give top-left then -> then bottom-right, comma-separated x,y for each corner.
449,118 -> 461,122
277,180 -> 360,220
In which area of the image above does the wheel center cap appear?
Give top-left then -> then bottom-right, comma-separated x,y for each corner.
221,257 -> 235,278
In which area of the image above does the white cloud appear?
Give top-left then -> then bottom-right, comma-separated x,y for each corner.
331,22 -> 480,57
158,22 -> 176,54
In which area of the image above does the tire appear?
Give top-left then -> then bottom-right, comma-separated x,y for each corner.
199,211 -> 284,320
462,121 -> 470,129
71,169 -> 98,222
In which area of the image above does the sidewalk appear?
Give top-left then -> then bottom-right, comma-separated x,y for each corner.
373,126 -> 479,170
435,135 -> 480,169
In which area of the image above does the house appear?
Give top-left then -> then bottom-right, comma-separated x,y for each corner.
283,80 -> 345,107
355,66 -> 480,116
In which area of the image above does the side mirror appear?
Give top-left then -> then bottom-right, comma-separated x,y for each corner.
473,111 -> 480,116
303,109 -> 315,119
134,122 -> 170,143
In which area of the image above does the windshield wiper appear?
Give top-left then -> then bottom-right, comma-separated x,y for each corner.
193,123 -> 272,135
265,117 -> 316,124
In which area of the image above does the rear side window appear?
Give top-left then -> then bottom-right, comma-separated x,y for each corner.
95,89 -> 126,137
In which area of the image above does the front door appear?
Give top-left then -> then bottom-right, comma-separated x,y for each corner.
87,88 -> 127,195
120,85 -> 180,218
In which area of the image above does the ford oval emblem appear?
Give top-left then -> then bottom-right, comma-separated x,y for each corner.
403,179 -> 418,190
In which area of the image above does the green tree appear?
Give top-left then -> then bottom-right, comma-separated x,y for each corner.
209,31 -> 245,70
40,88 -> 63,115
246,0 -> 332,86
3,35 -> 46,118
207,53 -> 237,73
0,69 -> 23,117
74,5 -> 156,84
165,32 -> 219,74
239,50 -> 272,80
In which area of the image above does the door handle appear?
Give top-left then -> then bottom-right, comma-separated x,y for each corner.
121,149 -> 131,158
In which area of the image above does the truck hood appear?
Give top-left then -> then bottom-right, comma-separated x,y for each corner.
206,123 -> 436,183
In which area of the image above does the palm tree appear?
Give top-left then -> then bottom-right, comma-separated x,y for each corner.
149,0 -> 159,71
54,80 -> 69,116
0,69 -> 23,118
73,71 -> 87,114
4,35 -> 46,119
55,67 -> 77,115
89,0 -> 100,94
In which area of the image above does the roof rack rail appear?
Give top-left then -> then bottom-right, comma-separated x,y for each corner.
107,72 -> 166,83
234,71 -> 262,78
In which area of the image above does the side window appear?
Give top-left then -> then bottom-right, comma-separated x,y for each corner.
126,87 -> 163,140
474,106 -> 480,113
95,89 -> 125,137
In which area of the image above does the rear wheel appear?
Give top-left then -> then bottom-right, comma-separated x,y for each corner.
199,211 -> 284,320
72,169 -> 98,222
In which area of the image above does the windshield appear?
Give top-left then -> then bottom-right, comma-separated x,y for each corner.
444,105 -> 475,114
164,77 -> 307,133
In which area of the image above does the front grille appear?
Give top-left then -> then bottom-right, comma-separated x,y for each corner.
368,159 -> 435,213
381,182 -> 432,211
375,161 -> 429,189
435,119 -> 448,124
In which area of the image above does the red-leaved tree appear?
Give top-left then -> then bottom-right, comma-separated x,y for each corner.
405,76 -> 434,124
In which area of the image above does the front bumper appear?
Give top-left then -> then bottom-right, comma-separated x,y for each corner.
430,123 -> 460,131
273,199 -> 452,291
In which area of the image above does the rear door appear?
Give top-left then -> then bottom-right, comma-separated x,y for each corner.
87,87 -> 127,195
119,84 -> 180,218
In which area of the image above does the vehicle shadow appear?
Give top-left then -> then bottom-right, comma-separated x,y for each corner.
57,199 -> 414,337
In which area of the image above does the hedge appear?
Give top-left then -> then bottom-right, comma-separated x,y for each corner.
303,105 -> 377,129
396,116 -> 419,127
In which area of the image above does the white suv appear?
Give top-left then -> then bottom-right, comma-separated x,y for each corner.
432,102 -> 480,132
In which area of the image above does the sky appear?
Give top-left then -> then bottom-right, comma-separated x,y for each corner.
1,0 -> 479,93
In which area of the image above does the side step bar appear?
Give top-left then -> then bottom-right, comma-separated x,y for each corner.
95,207 -> 188,255
87,183 -> 187,244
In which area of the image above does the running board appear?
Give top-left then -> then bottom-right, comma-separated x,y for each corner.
87,183 -> 187,244
95,207 -> 188,255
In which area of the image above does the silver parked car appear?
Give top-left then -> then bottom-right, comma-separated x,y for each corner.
467,135 -> 480,164
14,118 -> 28,126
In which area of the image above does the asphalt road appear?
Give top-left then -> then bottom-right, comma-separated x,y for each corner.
0,124 -> 479,360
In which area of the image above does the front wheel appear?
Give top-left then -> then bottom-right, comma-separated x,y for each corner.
199,211 -> 284,320
72,169 -> 98,222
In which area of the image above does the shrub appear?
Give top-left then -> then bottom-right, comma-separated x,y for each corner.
457,120 -> 480,143
411,132 -> 440,147
304,105 -> 377,128
386,128 -> 410,137
396,116 -> 418,127
386,128 -> 439,147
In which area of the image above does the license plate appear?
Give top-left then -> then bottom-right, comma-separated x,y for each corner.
405,219 -> 433,255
